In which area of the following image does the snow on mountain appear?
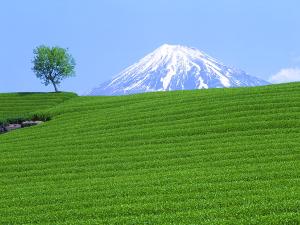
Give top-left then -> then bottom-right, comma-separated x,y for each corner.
88,44 -> 269,96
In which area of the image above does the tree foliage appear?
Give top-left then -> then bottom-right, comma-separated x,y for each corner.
32,46 -> 75,92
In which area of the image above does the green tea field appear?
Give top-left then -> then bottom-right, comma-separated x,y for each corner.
0,92 -> 77,124
0,83 -> 299,224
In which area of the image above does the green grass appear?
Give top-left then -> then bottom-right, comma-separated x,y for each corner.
0,92 -> 77,123
0,83 -> 299,224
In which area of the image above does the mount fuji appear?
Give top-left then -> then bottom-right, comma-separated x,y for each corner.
88,44 -> 269,96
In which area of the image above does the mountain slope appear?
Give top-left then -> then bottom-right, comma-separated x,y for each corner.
89,44 -> 269,96
0,82 -> 299,224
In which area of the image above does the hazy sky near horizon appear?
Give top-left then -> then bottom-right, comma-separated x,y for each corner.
1,0 -> 300,94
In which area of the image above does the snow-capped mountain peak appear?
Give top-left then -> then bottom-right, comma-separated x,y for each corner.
89,44 -> 269,96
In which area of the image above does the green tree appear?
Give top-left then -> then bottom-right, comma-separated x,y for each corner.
32,46 -> 75,92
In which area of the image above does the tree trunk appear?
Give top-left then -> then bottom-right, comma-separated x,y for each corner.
51,81 -> 58,92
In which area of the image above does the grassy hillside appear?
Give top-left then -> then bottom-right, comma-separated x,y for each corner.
0,92 -> 77,123
0,83 -> 299,224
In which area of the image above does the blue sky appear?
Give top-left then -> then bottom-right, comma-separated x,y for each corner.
1,0 -> 300,94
